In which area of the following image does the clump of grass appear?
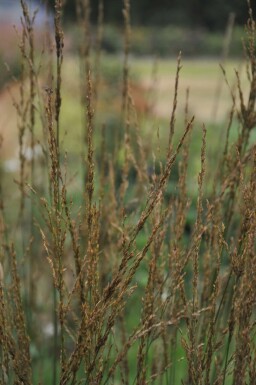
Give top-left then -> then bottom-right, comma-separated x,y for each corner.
0,1 -> 255,385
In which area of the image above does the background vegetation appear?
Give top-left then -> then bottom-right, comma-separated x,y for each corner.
0,1 -> 255,385
49,0 -> 255,30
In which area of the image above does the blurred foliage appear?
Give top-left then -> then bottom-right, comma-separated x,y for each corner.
68,24 -> 244,58
0,53 -> 21,88
48,0 -> 255,31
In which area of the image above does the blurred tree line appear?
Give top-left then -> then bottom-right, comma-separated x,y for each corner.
49,0 -> 254,31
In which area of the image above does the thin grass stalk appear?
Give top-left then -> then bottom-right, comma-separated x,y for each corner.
76,0 -> 92,197
45,86 -> 66,382
6,243 -> 32,384
52,1 -> 65,381
211,12 -> 235,121
18,0 -> 40,346
94,0 -> 104,110
17,28 -> 27,217
232,148 -> 256,385
54,0 -> 64,150
122,0 -> 131,115
168,52 -> 182,154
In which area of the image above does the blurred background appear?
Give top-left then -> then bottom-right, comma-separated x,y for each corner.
0,2 -> 256,383
53,0 -> 250,29
0,0 -> 255,176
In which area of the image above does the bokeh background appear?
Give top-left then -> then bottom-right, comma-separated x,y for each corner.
0,2 -> 256,384
1,0 -> 256,220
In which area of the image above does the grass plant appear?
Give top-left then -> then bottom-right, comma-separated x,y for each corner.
0,1 -> 255,385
